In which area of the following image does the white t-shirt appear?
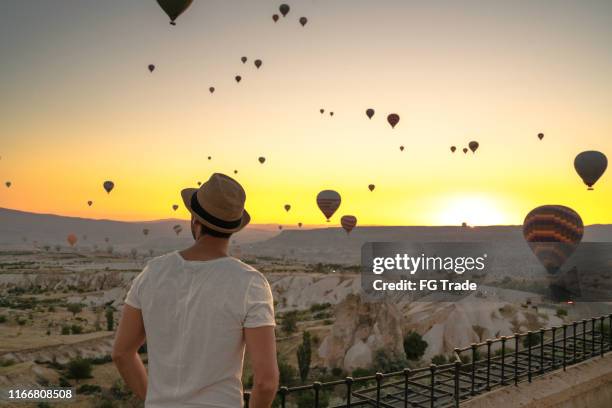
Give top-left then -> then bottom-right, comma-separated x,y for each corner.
124,251 -> 276,408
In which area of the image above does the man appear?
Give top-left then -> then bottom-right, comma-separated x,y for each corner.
112,173 -> 279,408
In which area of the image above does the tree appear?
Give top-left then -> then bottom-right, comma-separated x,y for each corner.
403,331 -> 428,361
281,311 -> 298,334
277,354 -> 296,386
67,358 -> 92,382
105,308 -> 114,331
67,303 -> 82,317
431,354 -> 448,365
523,333 -> 541,348
296,331 -> 312,383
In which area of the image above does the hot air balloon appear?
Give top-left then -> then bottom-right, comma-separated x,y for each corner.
197,181 -> 202,186
329,111 -> 334,117
235,75 -> 242,83
317,190 -> 341,222
399,146 -> 405,152
387,113 -> 400,129
5,181 -> 11,188
462,148 -> 468,154
173,224 -> 183,236
209,87 -> 215,94
469,141 -> 479,153
298,222 -> 303,228
148,64 -> 155,73
538,133 -> 544,140
172,204 -> 179,211
131,248 -> 138,258
254,59 -> 262,69
258,157 -> 266,164
284,204 -> 291,212
368,184 -> 375,192
450,146 -> 457,153
320,108 -> 325,114
103,181 -> 114,194
299,17 -> 308,27
279,4 -> 290,17
278,225 -> 283,230
157,0 -> 194,25
574,151 -> 607,190
272,14 -> 279,22
366,108 -> 375,119
523,205 -> 583,274
208,156 -> 212,160
234,170 -> 238,174
67,234 -> 78,247
241,56 -> 247,64
143,228 -> 149,236
104,237 -> 110,243
341,215 -> 357,234
87,200 -> 93,207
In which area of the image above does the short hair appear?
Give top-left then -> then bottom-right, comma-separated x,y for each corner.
200,224 -> 232,239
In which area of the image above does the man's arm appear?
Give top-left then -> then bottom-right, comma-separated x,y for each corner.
245,326 -> 279,408
112,304 -> 148,400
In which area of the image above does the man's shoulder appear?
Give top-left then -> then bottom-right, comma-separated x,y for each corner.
143,251 -> 180,272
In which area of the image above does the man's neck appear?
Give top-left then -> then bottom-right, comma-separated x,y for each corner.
179,237 -> 229,262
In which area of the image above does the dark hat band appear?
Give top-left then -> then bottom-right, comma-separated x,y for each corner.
191,193 -> 243,229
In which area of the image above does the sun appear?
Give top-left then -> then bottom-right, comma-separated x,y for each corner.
436,195 -> 510,226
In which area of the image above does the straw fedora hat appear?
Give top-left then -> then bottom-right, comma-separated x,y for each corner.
181,173 -> 250,234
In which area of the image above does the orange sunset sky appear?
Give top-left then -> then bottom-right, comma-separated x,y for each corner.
0,0 -> 610,226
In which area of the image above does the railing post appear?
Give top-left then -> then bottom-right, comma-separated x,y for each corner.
313,381 -> 321,408
527,331 -> 532,383
591,317 -> 597,357
375,373 -> 383,407
430,364 -> 436,408
403,368 -> 411,408
601,316 -> 606,357
582,319 -> 587,360
454,361 -> 461,408
501,336 -> 506,385
551,326 -> 557,370
573,321 -> 578,364
562,324 -> 567,371
539,329 -> 545,374
244,391 -> 250,408
471,344 -> 477,395
486,340 -> 492,391
609,314 -> 612,352
345,377 -> 353,407
514,334 -> 520,386
279,386 -> 288,408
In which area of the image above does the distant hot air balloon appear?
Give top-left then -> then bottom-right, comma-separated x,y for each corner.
299,17 -> 308,26
329,111 -> 334,117
254,59 -> 262,69
148,64 -> 155,73
235,75 -> 242,83
143,228 -> 149,236
234,170 -> 238,174
67,234 -> 78,247
469,141 -> 479,153
284,204 -> 291,212
538,133 -> 544,140
272,14 -> 279,22
387,113 -> 400,129
399,145 -> 405,152
341,215 -> 357,234
241,56 -> 247,64
173,224 -> 183,236
574,151 -> 607,190
208,156 -> 212,160
523,205 -> 583,274
209,87 -> 215,94
462,148 -> 468,154
103,181 -> 114,194
197,181 -> 202,186
172,204 -> 179,211
87,200 -> 93,207
156,0 -> 194,25
320,108 -> 325,114
258,157 -> 266,164
5,181 -> 11,188
278,225 -> 283,230
104,237 -> 110,243
450,146 -> 457,153
317,190 -> 341,222
279,4 -> 290,17
368,184 -> 375,192
366,108 -> 375,119
298,222 -> 303,228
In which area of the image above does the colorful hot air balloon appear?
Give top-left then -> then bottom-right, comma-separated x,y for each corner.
523,205 -> 583,274
299,17 -> 308,26
399,145 -> 405,152
258,157 -> 266,164
172,204 -> 179,211
148,64 -> 155,73
157,0 -> 194,25
209,87 -> 215,94
469,141 -> 479,153
241,56 -> 247,64
254,59 -> 262,69
67,234 -> 78,247
574,151 -> 607,190
235,75 -> 242,83
462,148 -> 468,154
87,200 -> 93,207
538,133 -> 544,140
5,181 -> 11,188
316,190 -> 341,222
341,215 -> 357,234
366,108 -> 375,119
103,181 -> 114,194
387,113 -> 400,128
284,204 -> 291,212
272,14 -> 279,22
450,146 -> 457,153
279,4 -> 290,17
368,184 -> 375,192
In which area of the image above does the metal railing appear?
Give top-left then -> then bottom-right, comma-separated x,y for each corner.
244,314 -> 612,407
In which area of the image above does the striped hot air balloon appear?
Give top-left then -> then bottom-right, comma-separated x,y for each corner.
523,205 -> 583,274
316,190 -> 341,222
341,215 -> 357,234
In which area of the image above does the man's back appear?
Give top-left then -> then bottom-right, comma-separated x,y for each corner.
125,251 -> 276,407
